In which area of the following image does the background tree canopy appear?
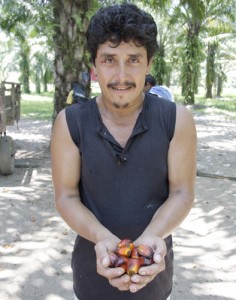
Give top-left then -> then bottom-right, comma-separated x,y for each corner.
0,0 -> 235,117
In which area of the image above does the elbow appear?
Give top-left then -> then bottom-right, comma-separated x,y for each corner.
170,189 -> 195,210
55,197 -> 65,215
181,191 -> 195,213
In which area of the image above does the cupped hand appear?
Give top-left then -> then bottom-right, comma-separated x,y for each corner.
128,235 -> 167,293
94,236 -> 131,291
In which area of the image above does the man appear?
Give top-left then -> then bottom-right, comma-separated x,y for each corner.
51,3 -> 196,300
144,74 -> 175,102
66,72 -> 90,105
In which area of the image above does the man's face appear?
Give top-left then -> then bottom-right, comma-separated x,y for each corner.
94,41 -> 152,109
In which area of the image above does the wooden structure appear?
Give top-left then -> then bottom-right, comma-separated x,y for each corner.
0,81 -> 21,134
0,81 -> 21,175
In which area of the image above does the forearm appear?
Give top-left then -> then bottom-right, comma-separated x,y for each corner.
56,194 -> 115,244
139,191 -> 194,240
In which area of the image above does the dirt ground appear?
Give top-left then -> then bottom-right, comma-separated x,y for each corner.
0,109 -> 236,300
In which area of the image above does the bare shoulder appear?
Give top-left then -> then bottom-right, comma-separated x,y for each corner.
53,108 -> 66,128
169,104 -> 197,146
51,108 -> 73,148
52,109 -> 69,137
174,104 -> 196,134
176,104 -> 195,123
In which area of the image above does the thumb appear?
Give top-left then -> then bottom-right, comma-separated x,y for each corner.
153,253 -> 162,264
102,255 -> 110,267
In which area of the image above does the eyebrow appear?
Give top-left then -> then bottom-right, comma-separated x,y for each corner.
100,53 -> 144,58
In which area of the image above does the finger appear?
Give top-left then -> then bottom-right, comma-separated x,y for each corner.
129,261 -> 165,293
138,258 -> 165,276
109,273 -> 131,291
154,238 -> 167,258
94,244 -> 111,269
129,282 -> 146,293
97,258 -> 125,278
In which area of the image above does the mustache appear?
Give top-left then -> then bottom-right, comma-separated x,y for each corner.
107,81 -> 136,88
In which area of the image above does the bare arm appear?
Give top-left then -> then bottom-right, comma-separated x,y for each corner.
51,109 -> 117,244
128,105 -> 197,293
137,104 -> 197,241
51,110 -> 132,290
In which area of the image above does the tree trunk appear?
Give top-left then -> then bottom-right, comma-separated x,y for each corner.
153,44 -> 166,85
43,70 -> 48,93
181,23 -> 201,105
205,43 -> 217,98
19,43 -> 30,94
52,0 -> 94,120
35,69 -> 41,94
216,64 -> 226,97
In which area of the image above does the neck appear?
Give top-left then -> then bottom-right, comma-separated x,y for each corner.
97,94 -> 144,121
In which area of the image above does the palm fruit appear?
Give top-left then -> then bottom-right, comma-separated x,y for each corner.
116,246 -> 132,258
115,256 -> 128,267
117,239 -> 134,251
131,247 -> 139,259
139,256 -> 154,267
109,239 -> 155,275
108,252 -> 118,267
137,244 -> 154,259
127,258 -> 140,276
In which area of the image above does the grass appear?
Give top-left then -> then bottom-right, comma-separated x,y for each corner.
21,89 -> 236,121
21,92 -> 54,121
175,93 -> 236,119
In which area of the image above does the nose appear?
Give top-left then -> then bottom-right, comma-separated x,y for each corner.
116,61 -> 129,83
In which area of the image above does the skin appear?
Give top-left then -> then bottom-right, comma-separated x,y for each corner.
51,41 -> 197,294
143,81 -> 152,92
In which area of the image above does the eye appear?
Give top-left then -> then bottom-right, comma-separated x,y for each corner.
129,57 -> 139,63
104,58 -> 114,64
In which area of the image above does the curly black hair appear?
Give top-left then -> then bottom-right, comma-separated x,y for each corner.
86,3 -> 158,64
145,74 -> 156,86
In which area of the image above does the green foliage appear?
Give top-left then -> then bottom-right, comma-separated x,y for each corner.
193,95 -> 236,119
21,93 -> 53,120
1,0 -> 236,115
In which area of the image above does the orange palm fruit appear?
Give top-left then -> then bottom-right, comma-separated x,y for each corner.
116,246 -> 132,258
127,258 -> 140,276
137,244 -> 154,258
117,239 -> 134,251
131,247 -> 139,258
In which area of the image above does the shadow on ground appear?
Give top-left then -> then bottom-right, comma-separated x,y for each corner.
1,115 -> 236,300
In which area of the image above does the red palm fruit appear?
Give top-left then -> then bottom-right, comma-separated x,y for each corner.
109,252 -> 118,267
131,247 -> 139,258
139,256 -> 154,267
116,246 -> 132,258
115,256 -> 128,267
137,244 -> 154,258
117,239 -> 134,251
127,258 -> 140,276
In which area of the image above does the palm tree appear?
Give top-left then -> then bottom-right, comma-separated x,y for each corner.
138,0 -> 173,85
52,0 -> 98,117
204,0 -> 236,98
0,1 -> 33,93
170,0 -> 206,104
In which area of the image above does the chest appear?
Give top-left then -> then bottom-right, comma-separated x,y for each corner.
102,119 -> 135,148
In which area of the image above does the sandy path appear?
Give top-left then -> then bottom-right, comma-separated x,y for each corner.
0,113 -> 236,300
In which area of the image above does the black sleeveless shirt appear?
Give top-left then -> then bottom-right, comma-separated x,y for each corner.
65,94 -> 176,300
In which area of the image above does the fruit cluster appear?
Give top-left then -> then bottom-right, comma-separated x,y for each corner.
109,239 -> 154,276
